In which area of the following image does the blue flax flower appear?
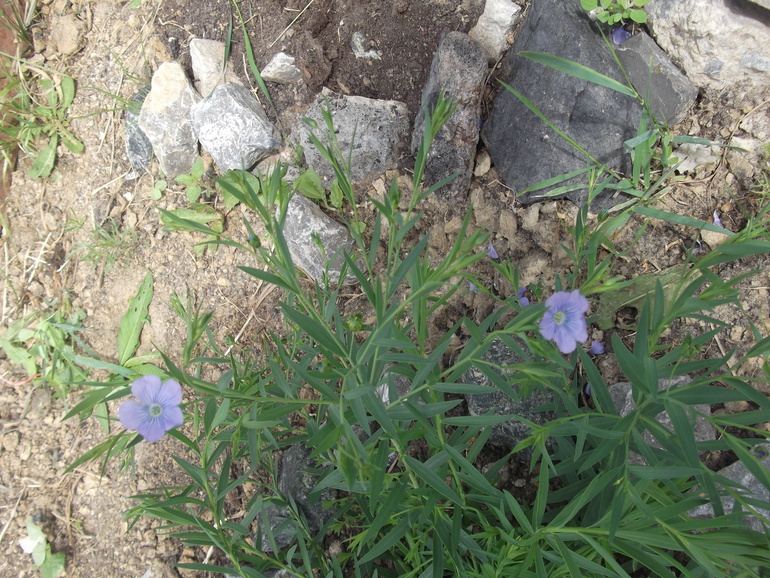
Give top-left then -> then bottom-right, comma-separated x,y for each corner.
590,339 -> 605,355
539,290 -> 589,354
487,243 -> 499,259
517,287 -> 530,307
119,375 -> 184,442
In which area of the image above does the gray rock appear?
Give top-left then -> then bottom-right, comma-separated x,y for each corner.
481,0 -> 642,207
469,0 -> 523,63
189,38 -> 242,98
747,0 -> 770,9
258,443 -> 337,552
607,375 -> 715,465
294,89 -> 409,186
261,52 -> 303,84
689,446 -> 770,533
615,32 -> 698,126
191,83 -> 280,173
411,32 -> 488,202
463,338 -> 555,449
138,62 -> 201,179
281,193 -> 355,285
124,86 -> 153,174
646,0 -> 770,93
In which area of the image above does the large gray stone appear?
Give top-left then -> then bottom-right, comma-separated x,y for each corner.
411,32 -> 488,202
469,0 -> 523,63
138,62 -> 201,179
294,89 -> 409,186
191,83 -> 280,173
281,193 -> 355,285
124,87 -> 152,174
646,0 -> 770,93
462,338 -> 555,449
607,375 -> 715,465
689,446 -> 770,533
189,38 -> 242,98
481,0 -> 642,207
257,443 -> 337,552
616,32 -> 698,126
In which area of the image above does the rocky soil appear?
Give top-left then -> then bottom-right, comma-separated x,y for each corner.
0,0 -> 769,576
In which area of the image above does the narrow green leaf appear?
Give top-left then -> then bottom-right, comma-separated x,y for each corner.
519,51 -> 637,97
29,134 -> 58,178
117,270 -> 154,366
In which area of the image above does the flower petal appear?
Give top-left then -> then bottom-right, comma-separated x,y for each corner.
131,374 -> 162,403
118,400 -> 147,431
156,380 -> 182,407
161,405 -> 184,431
138,419 -> 167,443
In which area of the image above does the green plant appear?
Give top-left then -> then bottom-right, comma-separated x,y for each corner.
0,58 -> 84,178
66,215 -> 141,273
62,88 -> 770,576
19,517 -> 66,578
581,0 -> 651,25
0,298 -> 88,400
174,157 -> 206,202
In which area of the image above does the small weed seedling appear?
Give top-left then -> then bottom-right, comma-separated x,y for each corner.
581,0 -> 651,24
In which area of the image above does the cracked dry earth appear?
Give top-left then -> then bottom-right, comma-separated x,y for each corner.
1,1 -> 770,576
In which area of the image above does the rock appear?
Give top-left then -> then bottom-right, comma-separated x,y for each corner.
189,38 -> 242,98
295,32 -> 332,89
257,443 -> 337,552
261,52 -> 303,84
294,89 -> 409,185
124,87 -> 153,174
674,142 -> 719,175
615,32 -> 698,126
191,83 -> 280,173
606,375 -> 715,465
473,149 -> 492,177
701,227 -> 731,249
689,445 -> 770,533
469,0 -> 523,63
49,13 -> 87,56
281,193 -> 356,285
481,0 -> 642,208
138,62 -> 201,179
462,338 -> 556,449
646,0 -> 770,93
411,32 -> 488,202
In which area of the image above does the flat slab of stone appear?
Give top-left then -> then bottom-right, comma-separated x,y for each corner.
138,62 -> 201,179
647,0 -> 770,93
411,31 -> 487,202
616,32 -> 698,126
294,89 -> 409,186
191,83 -> 280,173
481,0 -> 642,207
462,338 -> 555,449
281,193 -> 356,285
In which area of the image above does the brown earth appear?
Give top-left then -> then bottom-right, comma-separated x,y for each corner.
0,0 -> 769,576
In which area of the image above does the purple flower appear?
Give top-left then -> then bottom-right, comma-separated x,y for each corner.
713,210 -> 723,228
468,281 -> 479,293
590,340 -> 605,355
585,383 -> 592,397
538,290 -> 589,354
517,286 -> 530,307
487,243 -> 499,259
611,27 -> 632,45
118,375 -> 184,442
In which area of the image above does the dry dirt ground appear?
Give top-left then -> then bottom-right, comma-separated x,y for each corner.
0,0 -> 769,576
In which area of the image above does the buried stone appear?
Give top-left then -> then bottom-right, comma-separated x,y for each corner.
257,443 -> 337,552
462,338 -> 556,450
